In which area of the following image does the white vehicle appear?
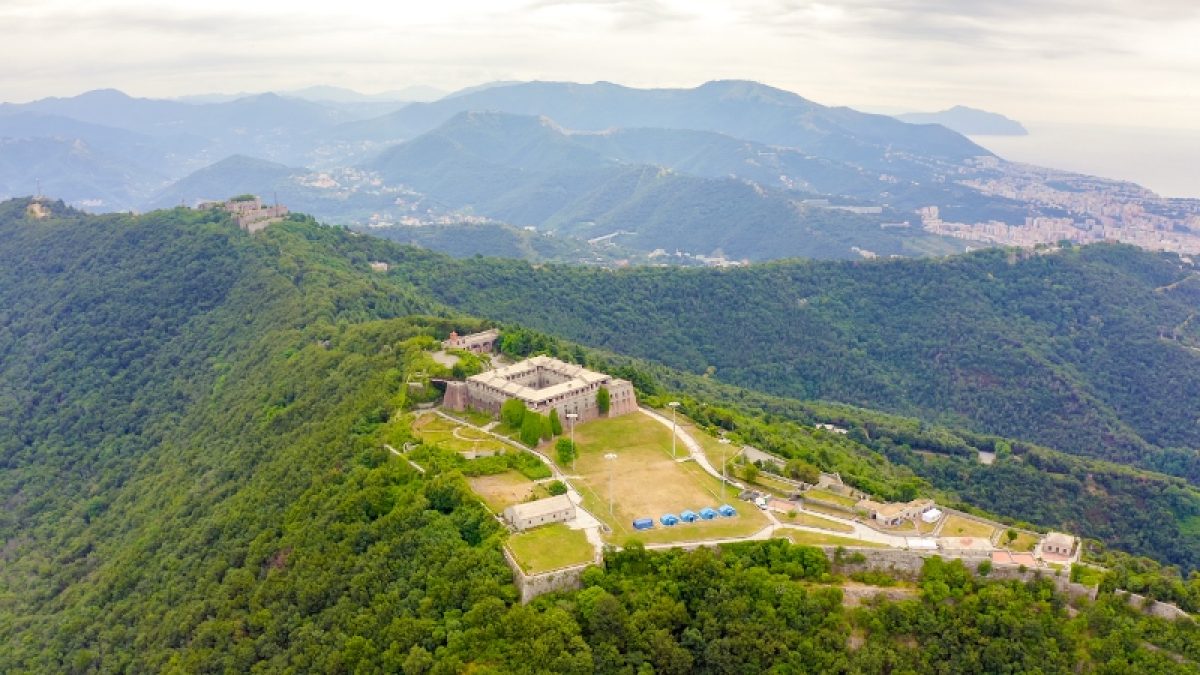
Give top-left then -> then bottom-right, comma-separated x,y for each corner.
754,496 -> 769,510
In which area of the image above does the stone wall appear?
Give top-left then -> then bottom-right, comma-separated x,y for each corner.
826,546 -> 989,580
1114,590 -> 1193,621
502,546 -> 590,603
822,545 -> 1097,602
443,381 -> 468,411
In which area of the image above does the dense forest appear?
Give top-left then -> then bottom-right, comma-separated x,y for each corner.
388,244 -> 1200,483
3,199 -> 1200,671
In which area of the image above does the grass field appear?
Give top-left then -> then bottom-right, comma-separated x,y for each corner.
805,488 -> 859,508
570,413 -> 769,544
506,524 -> 595,573
467,471 -> 548,513
755,473 -> 801,497
802,501 -> 859,519
413,413 -> 507,454
774,529 -> 887,548
941,514 -> 997,540
457,408 -> 496,427
782,511 -> 855,533
881,517 -> 939,536
1004,531 -> 1039,552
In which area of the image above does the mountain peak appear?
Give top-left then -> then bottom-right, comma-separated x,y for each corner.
696,80 -> 809,105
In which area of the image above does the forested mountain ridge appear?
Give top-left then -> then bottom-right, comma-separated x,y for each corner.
339,79 -> 989,164
395,243 -> 1200,481
365,111 -> 972,260
4,200 -> 1200,672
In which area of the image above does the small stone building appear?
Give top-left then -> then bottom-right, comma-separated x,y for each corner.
858,498 -> 936,527
503,495 -> 576,531
1042,531 -> 1075,556
443,329 -> 500,354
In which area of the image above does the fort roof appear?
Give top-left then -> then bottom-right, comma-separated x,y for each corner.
506,495 -> 574,520
468,355 -> 616,404
1043,531 -> 1074,548
857,498 -> 934,518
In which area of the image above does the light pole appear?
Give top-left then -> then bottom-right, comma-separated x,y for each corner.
566,412 -> 579,473
668,401 -> 680,459
605,452 -> 618,517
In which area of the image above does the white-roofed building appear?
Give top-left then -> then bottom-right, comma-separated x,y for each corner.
1041,532 -> 1075,557
450,355 -> 637,422
503,495 -> 576,531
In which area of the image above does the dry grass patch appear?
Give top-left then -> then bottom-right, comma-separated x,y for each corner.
941,514 -> 997,540
805,488 -> 859,508
467,471 -> 548,513
413,412 -> 507,454
571,413 -> 769,544
1003,531 -> 1039,552
774,529 -> 886,548
785,511 -> 855,533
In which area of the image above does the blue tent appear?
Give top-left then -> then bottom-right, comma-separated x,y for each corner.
680,510 -> 698,523
699,507 -> 717,520
632,517 -> 654,530
718,504 -> 737,517
660,513 -> 680,526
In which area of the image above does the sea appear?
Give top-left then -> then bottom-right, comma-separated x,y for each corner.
969,123 -> 1200,200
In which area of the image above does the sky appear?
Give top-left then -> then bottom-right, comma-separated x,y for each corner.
2,0 -> 1199,131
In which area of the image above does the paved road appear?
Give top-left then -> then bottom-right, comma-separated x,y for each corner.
384,444 -> 426,474
640,407 -> 739,489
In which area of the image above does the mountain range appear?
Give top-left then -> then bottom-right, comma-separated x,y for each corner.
0,80 -> 1181,263
896,106 -> 1028,136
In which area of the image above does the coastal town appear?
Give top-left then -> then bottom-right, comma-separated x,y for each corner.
928,158 -> 1200,254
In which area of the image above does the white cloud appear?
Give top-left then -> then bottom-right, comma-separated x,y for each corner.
0,0 -> 1195,129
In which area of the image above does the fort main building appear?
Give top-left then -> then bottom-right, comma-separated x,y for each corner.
445,354 -> 637,422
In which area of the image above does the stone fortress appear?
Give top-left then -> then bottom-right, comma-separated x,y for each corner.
447,354 -> 637,422
440,330 -> 637,422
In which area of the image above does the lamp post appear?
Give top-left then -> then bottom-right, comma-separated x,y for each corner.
566,412 -> 579,473
668,401 -> 680,459
605,452 -> 618,517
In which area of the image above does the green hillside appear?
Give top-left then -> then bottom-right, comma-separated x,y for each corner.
4,200 -> 1200,672
366,111 -> 972,260
395,245 -> 1200,482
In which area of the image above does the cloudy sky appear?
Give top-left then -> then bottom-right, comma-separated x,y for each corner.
3,0 -> 1198,130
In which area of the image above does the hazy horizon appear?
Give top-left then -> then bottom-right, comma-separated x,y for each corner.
2,1 -> 1198,132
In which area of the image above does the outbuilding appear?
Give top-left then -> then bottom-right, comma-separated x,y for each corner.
503,495 -> 576,532
1042,531 -> 1075,556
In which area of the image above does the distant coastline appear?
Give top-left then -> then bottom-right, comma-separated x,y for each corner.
971,122 -> 1200,199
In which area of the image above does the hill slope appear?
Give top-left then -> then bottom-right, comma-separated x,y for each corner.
366,111 -> 971,260
399,244 -> 1200,480
3,201 -> 1200,671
